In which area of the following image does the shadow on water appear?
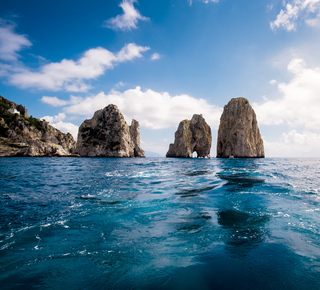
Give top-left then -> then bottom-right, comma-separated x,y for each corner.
175,184 -> 219,197
183,170 -> 213,177
215,159 -> 265,193
217,209 -> 269,256
214,159 -> 270,256
218,173 -> 264,185
175,211 -> 212,234
78,195 -> 125,205
146,242 -> 320,290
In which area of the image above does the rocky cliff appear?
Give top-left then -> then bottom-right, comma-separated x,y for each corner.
0,96 -> 76,157
216,97 -> 264,158
166,114 -> 211,158
75,104 -> 145,157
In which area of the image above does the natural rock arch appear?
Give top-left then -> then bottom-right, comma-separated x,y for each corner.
166,114 -> 211,158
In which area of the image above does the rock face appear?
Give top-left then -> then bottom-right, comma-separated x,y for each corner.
0,96 -> 76,157
166,114 -> 211,158
216,97 -> 264,158
75,104 -> 145,157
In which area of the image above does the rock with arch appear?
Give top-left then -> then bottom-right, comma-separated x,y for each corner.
166,114 -> 211,158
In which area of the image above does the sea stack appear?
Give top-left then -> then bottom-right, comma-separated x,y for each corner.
75,104 -> 145,157
166,114 -> 211,158
217,97 -> 264,158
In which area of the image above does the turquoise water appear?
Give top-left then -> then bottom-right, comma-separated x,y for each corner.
1,157 -> 320,289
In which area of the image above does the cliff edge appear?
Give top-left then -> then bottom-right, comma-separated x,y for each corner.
0,96 -> 76,157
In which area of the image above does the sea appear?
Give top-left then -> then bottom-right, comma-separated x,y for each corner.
0,157 -> 320,289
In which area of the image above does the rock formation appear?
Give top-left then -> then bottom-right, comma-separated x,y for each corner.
75,104 -> 145,157
166,114 -> 211,158
0,96 -> 76,157
216,97 -> 264,158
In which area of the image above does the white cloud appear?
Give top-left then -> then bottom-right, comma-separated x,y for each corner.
103,0 -> 149,31
151,53 -> 161,60
305,16 -> 320,26
9,43 -> 150,92
42,112 -> 66,123
115,81 -> 125,88
51,121 -> 79,140
45,86 -> 222,130
116,43 -> 149,61
253,58 -> 320,130
189,0 -> 218,4
41,95 -> 84,107
271,0 -> 320,31
271,3 -> 299,31
265,130 -> 320,157
269,79 -> 278,85
0,20 -> 32,61
41,113 -> 79,139
41,96 -> 69,107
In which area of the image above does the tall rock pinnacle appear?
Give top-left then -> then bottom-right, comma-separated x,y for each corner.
217,98 -> 264,158
166,114 -> 211,158
75,104 -> 145,157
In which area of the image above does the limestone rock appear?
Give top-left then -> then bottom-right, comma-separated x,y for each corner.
75,104 -> 145,157
216,97 -> 264,158
0,95 -> 76,157
166,114 -> 211,158
0,95 -> 28,118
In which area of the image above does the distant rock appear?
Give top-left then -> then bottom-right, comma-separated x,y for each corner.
216,97 -> 264,158
0,96 -> 76,157
75,104 -> 145,157
166,114 -> 211,158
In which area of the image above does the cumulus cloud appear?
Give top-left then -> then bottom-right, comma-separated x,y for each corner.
253,58 -> 320,130
9,43 -> 150,92
265,130 -> 320,157
41,113 -> 79,139
42,112 -> 67,123
0,19 -> 32,62
103,0 -> 149,31
271,0 -> 320,31
45,86 -> 222,130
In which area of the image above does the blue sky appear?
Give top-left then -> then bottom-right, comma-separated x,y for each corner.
1,0 -> 320,156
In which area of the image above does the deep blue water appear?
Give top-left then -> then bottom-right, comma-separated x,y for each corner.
1,157 -> 320,289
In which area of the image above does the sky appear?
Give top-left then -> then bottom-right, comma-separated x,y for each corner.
1,0 -> 320,157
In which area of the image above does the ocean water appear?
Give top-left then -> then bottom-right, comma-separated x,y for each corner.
1,157 -> 320,289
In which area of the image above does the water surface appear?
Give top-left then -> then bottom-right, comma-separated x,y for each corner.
1,157 -> 320,289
